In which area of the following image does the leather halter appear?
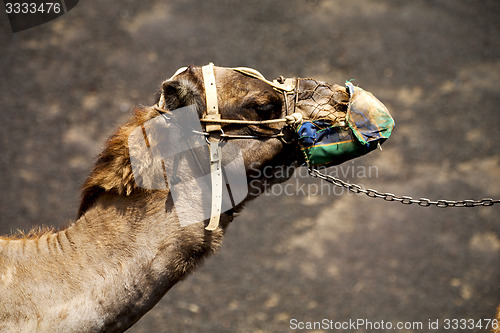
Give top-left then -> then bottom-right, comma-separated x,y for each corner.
200,63 -> 302,230
156,63 -> 303,230
199,63 -> 301,140
156,63 -> 303,139
201,63 -> 221,132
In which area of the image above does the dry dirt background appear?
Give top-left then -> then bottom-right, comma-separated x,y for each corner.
1,0 -> 500,332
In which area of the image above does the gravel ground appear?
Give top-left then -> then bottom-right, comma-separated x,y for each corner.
1,1 -> 499,332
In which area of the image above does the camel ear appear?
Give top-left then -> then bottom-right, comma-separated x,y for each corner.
160,79 -> 202,111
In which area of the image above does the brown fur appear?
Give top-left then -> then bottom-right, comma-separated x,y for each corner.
2,227 -> 54,241
78,106 -> 159,217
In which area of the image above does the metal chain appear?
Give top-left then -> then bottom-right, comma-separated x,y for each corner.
308,168 -> 500,207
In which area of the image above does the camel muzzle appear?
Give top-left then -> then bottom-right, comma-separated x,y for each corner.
297,81 -> 395,167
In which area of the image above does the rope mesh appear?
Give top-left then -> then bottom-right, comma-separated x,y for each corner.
296,79 -> 349,127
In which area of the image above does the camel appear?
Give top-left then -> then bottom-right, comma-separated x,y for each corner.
0,64 -> 354,332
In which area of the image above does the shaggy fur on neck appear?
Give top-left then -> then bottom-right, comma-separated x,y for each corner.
78,67 -> 205,217
78,106 -> 159,217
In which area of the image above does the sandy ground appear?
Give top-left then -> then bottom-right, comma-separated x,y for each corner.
1,0 -> 499,332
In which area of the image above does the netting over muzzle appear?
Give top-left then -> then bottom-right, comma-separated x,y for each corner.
295,80 -> 395,167
294,78 -> 350,124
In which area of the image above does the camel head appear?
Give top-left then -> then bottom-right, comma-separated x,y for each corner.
80,64 -> 393,229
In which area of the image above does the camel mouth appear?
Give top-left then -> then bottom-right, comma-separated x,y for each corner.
295,81 -> 395,168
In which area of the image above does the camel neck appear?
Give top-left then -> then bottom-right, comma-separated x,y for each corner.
0,191 -> 225,332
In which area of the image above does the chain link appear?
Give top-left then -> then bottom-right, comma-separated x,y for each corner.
308,168 -> 500,208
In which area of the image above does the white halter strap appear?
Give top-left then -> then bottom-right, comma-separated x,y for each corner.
202,63 -> 223,231
157,63 -> 302,128
158,63 -> 303,231
231,66 -> 295,92
200,63 -> 298,231
201,63 -> 222,133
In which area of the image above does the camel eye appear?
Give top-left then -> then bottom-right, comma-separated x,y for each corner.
254,103 -> 276,113
243,95 -> 282,115
244,100 -> 274,113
